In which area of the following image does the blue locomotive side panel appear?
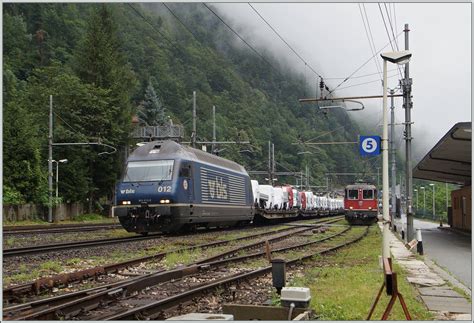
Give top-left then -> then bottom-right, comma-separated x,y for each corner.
198,165 -> 249,205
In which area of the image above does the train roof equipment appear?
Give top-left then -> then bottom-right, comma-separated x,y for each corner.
128,140 -> 247,174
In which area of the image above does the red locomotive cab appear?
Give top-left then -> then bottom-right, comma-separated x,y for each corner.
299,191 -> 306,210
344,183 -> 378,225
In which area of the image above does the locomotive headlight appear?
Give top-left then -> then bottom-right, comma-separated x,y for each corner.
368,207 -> 372,210
165,199 -> 170,204
160,199 -> 165,204
349,206 -> 353,210
121,201 -> 131,205
160,199 -> 171,204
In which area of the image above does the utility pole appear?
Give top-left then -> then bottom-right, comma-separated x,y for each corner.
430,183 -> 435,219
376,167 -> 380,190
402,23 -> 414,241
444,182 -> 448,226
212,105 -> 216,153
268,141 -> 272,184
272,143 -> 275,183
192,91 -> 196,148
305,165 -> 309,190
400,174 -> 403,197
48,95 -> 53,223
390,88 -> 396,225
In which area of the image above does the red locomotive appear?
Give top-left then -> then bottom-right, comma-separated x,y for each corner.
344,183 -> 378,225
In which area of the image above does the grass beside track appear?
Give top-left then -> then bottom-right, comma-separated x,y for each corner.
288,225 -> 434,321
3,214 -> 117,226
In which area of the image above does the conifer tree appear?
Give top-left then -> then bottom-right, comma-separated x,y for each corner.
138,79 -> 166,126
73,4 -> 137,208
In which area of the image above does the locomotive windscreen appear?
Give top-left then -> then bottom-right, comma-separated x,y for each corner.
347,189 -> 359,200
123,160 -> 174,182
363,190 -> 374,199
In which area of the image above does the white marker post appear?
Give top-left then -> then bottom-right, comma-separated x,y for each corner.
416,229 -> 423,255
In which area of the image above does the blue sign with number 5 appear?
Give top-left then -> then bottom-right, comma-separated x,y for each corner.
359,136 -> 381,156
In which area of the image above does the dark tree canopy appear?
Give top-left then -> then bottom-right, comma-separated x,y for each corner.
3,3 -> 374,210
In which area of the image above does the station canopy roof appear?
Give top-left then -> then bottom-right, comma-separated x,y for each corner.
413,122 -> 471,186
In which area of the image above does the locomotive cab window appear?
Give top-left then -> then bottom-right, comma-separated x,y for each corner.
179,164 -> 191,178
347,189 -> 359,200
363,189 -> 374,199
124,160 -> 174,182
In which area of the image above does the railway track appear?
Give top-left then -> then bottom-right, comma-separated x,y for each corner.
3,233 -> 164,257
98,227 -> 369,321
3,217 -> 360,321
3,215 -> 344,258
3,222 -> 121,235
3,216 -> 344,301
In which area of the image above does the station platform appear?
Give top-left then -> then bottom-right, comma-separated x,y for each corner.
414,219 -> 471,289
393,217 -> 471,289
380,221 -> 472,320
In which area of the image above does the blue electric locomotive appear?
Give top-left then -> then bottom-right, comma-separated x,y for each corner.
113,141 -> 254,234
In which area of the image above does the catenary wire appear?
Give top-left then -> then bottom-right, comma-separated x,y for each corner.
378,3 -> 395,52
362,4 -> 383,80
53,112 -> 89,141
247,3 -> 326,83
324,69 -> 397,80
203,3 -> 281,75
393,3 -> 398,37
332,72 -> 399,92
358,4 -> 383,84
378,3 -> 403,80
384,3 -> 399,51
127,3 -> 181,52
161,3 -> 202,42
328,30 -> 403,95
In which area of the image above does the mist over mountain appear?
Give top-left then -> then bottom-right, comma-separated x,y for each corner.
3,3 -> 377,207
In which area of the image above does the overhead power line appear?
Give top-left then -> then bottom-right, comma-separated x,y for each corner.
247,3 -> 326,83
127,3 -> 181,52
325,69 -> 397,80
332,72 -> 399,92
358,4 -> 382,84
378,3 -> 395,52
161,3 -> 201,42
328,30 -> 403,95
362,4 -> 383,81
378,3 -> 403,80
384,3 -> 399,51
203,3 -> 280,75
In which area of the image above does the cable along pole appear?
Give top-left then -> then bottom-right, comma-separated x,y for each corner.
390,88 -> 397,227
48,95 -> 53,223
402,24 -> 414,242
192,91 -> 197,148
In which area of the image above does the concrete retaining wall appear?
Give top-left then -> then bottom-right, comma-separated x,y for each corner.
3,203 -> 85,222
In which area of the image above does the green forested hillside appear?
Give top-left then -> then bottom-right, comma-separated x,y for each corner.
3,3 -> 374,209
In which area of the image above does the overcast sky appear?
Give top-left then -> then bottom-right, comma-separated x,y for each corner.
212,2 -> 471,162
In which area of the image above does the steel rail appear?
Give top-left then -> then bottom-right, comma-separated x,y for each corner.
3,217 -> 343,301
102,226 -> 370,320
1,226 -> 293,300
3,224 -> 122,235
3,234 -> 164,257
3,222 -> 119,231
3,219 -> 350,320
